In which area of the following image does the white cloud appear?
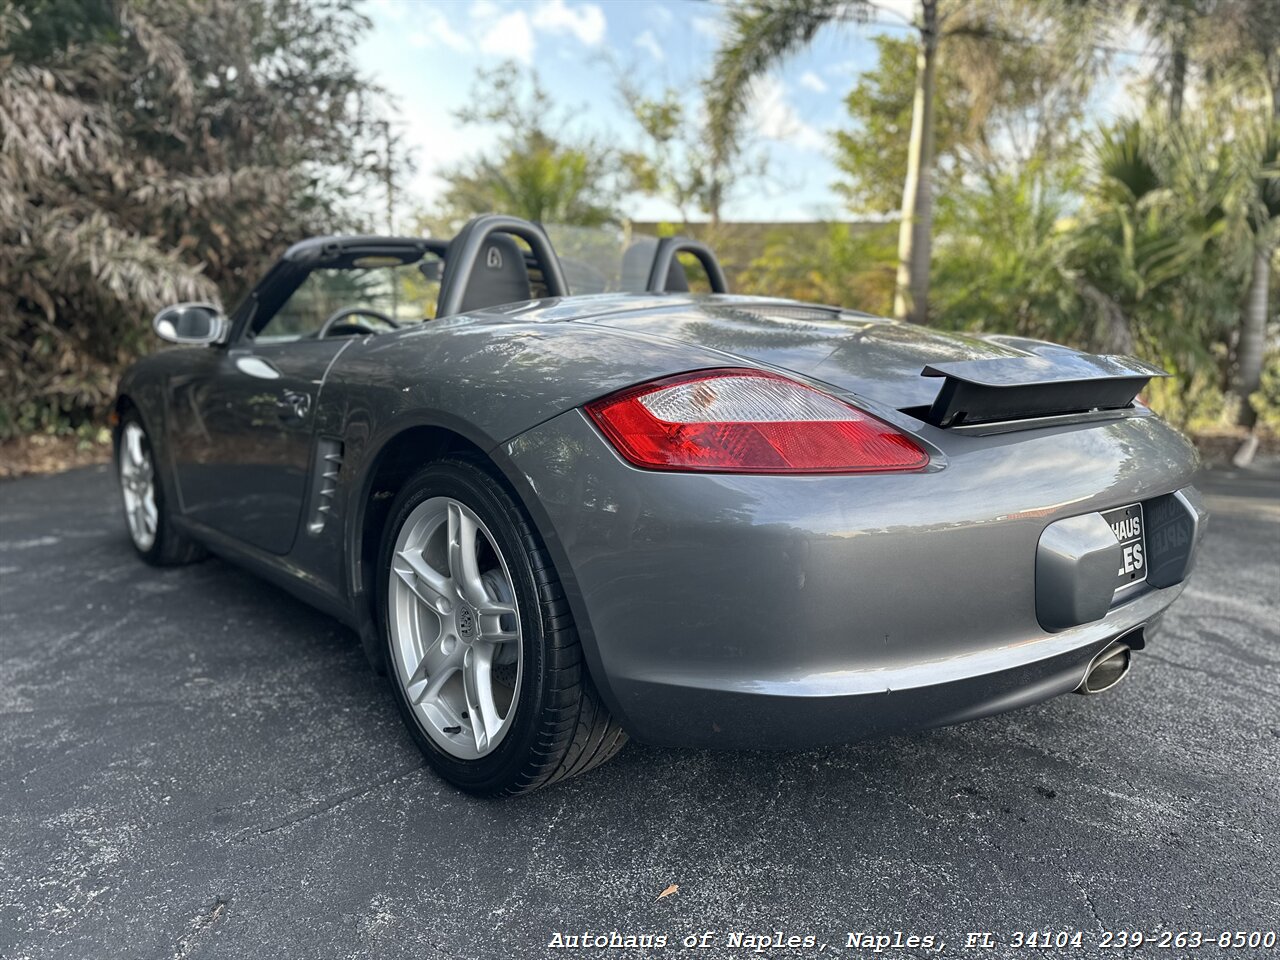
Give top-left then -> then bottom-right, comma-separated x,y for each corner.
635,29 -> 664,63
478,9 -> 535,63
798,70 -> 827,93
532,0 -> 606,46
651,5 -> 673,28
749,75 -> 826,151
825,58 -> 878,78
691,15 -> 720,40
358,1 -> 848,222
369,0 -> 408,21
409,10 -> 472,53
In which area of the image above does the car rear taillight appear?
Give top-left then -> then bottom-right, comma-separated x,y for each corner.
584,369 -> 929,474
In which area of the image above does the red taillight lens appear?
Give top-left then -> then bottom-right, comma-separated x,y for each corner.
584,369 -> 929,474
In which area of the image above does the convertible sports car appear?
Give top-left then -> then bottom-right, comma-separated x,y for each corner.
114,214 -> 1206,796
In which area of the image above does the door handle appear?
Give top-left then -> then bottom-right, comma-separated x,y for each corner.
235,356 -> 280,380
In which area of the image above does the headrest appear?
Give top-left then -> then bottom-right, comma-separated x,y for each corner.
451,233 -> 532,314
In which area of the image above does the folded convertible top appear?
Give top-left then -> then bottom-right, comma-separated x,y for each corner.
920,354 -> 1167,428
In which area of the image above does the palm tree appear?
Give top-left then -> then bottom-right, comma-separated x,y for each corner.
1133,0 -> 1210,123
893,0 -> 939,325
708,1 -> 1018,325
1068,118 -> 1234,361
440,63 -> 621,229
707,1 -> 1118,326
1211,1 -> 1280,429
708,0 -> 960,323
1236,125 -> 1280,428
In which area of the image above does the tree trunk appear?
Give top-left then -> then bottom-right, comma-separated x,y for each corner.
1168,45 -> 1187,123
1235,242 -> 1271,427
893,0 -> 938,325
707,162 -> 723,228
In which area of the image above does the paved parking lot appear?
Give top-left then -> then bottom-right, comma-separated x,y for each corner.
2,462 -> 1277,959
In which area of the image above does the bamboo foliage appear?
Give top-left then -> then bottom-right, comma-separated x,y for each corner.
0,0 -> 381,437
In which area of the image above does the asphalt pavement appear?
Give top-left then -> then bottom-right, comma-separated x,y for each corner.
1,462 -> 1277,959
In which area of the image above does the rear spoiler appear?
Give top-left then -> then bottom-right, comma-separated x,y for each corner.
918,354 -> 1167,428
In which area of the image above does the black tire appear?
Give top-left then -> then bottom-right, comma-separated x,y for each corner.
377,456 -> 627,796
116,411 -> 206,567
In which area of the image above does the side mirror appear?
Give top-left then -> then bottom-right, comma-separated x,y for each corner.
153,302 -> 226,345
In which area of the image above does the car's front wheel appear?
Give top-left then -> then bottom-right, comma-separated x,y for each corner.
116,412 -> 205,566
378,456 -> 626,796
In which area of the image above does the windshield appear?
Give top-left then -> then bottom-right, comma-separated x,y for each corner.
255,258 -> 442,343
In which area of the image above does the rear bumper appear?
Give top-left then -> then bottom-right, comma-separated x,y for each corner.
585,592 -> 1173,749
501,408 -> 1205,749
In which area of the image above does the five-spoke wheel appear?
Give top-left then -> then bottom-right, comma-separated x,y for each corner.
388,496 -> 522,759
115,412 -> 204,566
119,420 -> 158,552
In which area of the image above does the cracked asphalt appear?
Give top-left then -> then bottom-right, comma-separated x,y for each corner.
1,462 -> 1277,959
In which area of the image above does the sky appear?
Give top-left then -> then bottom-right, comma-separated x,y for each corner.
355,0 -> 1153,226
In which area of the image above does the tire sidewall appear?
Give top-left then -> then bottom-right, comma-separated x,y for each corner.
377,459 -> 549,794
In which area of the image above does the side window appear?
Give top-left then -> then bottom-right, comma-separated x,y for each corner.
255,260 -> 442,343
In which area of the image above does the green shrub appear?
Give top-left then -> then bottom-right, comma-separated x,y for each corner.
1249,351 -> 1280,433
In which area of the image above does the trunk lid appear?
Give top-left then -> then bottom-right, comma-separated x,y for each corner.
570,298 -> 1038,409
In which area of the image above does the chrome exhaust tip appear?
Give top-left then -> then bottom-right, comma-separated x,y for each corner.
1076,641 -> 1132,695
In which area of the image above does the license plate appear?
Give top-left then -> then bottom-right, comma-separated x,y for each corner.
1103,503 -> 1147,590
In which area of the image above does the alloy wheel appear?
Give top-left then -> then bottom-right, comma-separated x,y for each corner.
119,421 -> 158,552
387,496 -> 523,760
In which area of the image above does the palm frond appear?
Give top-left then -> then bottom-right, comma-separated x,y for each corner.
705,0 -> 868,167
1094,120 -> 1162,203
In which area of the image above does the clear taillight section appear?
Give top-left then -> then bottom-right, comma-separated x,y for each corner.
584,369 -> 929,474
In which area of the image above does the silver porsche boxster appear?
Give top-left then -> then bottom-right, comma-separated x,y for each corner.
114,215 -> 1206,796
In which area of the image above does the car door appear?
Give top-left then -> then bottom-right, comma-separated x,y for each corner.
167,239 -> 437,555
167,339 -> 349,554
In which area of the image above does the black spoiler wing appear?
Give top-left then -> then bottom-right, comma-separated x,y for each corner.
920,354 -> 1167,428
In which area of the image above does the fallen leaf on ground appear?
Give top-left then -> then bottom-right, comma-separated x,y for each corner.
656,884 -> 678,901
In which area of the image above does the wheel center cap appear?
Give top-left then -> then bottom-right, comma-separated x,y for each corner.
457,602 -> 477,641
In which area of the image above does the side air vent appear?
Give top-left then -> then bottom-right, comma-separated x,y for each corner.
307,438 -> 343,535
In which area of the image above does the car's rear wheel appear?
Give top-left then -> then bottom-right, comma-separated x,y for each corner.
117,413 -> 205,566
379,456 -> 626,796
